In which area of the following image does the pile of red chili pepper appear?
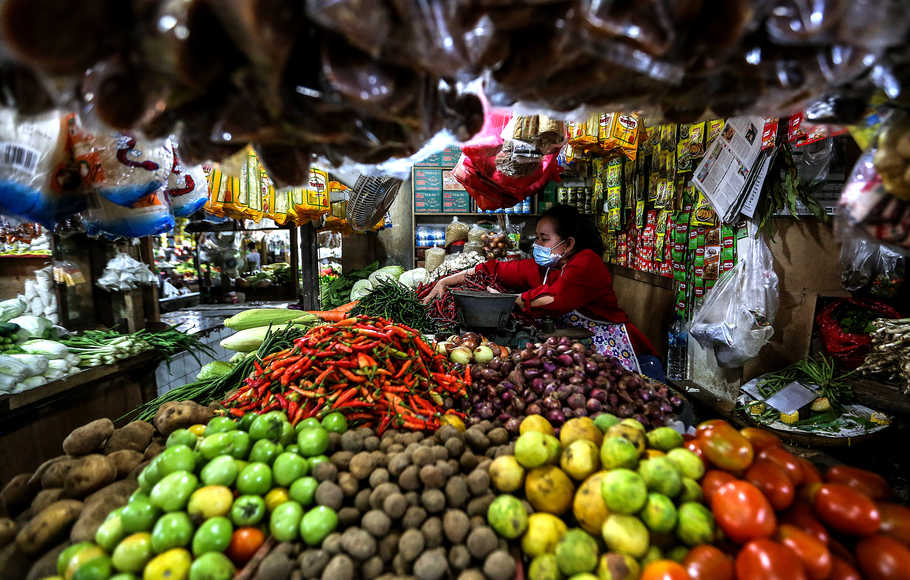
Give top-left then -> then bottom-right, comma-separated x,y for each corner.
220,316 -> 468,433
416,271 -> 505,329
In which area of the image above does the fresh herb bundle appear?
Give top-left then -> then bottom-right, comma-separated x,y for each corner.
351,278 -> 437,334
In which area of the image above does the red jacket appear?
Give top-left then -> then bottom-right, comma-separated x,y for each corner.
478,249 -> 657,357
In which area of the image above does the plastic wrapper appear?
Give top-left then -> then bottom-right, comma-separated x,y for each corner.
840,235 -> 877,291
838,148 -> 910,253
425,246 -> 446,273
444,216 -> 469,246
689,227 -> 779,368
167,144 -> 208,217
96,252 -> 158,291
82,189 -> 175,239
0,108 -> 86,227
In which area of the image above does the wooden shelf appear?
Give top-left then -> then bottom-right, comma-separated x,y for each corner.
415,212 -> 539,217
0,254 -> 51,259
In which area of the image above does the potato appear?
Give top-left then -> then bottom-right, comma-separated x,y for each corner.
0,474 -> 39,517
104,421 -> 154,454
63,455 -> 116,499
28,455 -> 70,488
25,541 -> 67,580
40,459 -> 78,490
30,489 -> 64,516
0,518 -> 16,548
153,401 -> 213,436
143,440 -> 165,461
15,499 -> 83,556
83,480 -> 137,511
107,450 -> 143,478
0,542 -> 31,579
62,418 -> 114,456
70,496 -> 125,542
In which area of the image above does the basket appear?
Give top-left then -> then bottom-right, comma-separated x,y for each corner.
451,290 -> 519,328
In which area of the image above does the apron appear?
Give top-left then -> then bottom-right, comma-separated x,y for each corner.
560,310 -> 641,373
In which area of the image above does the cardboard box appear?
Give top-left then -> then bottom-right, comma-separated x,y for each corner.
442,170 -> 470,212
416,146 -> 462,168
414,169 -> 443,213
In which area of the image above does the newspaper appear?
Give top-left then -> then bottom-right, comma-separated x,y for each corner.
692,117 -> 766,223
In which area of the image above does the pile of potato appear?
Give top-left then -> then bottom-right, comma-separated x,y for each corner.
0,400 -> 211,579
273,420 -> 519,580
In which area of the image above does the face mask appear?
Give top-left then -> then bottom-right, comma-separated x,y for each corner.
532,239 -> 565,267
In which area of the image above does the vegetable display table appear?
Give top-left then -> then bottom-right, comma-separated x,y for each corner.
0,351 -> 161,484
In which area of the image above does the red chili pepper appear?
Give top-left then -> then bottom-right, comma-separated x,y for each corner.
331,387 -> 359,409
351,341 -> 380,351
357,352 -> 378,369
276,393 -> 289,412
314,367 -> 333,385
378,414 -> 392,435
339,368 -> 367,384
228,408 -> 245,418
394,360 -> 412,379
287,400 -> 299,421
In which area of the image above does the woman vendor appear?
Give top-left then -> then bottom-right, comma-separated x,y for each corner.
425,205 -> 663,379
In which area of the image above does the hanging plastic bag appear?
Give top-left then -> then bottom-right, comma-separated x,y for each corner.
167,146 -> 208,217
71,129 -> 172,207
96,252 -> 158,291
0,108 -> 85,227
870,245 -> 905,297
689,225 -> 779,367
839,234 -> 877,292
445,216 -> 469,246
82,188 -> 175,239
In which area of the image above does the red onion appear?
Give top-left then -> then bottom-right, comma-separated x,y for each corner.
527,403 -> 542,415
590,389 -> 607,402
542,361 -> 557,374
522,357 -> 541,368
567,393 -> 586,410
505,417 -> 522,433
556,354 -> 574,367
530,377 -> 544,392
523,368 -> 541,380
556,385 -> 573,400
542,397 -> 560,411
547,410 -> 566,423
586,399 -> 603,413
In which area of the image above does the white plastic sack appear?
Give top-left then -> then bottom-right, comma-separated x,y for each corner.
97,252 -> 158,291
689,225 -> 779,368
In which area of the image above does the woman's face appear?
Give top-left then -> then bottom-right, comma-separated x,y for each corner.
536,217 -> 573,252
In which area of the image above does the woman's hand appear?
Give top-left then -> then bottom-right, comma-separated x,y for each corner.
423,280 -> 448,303
515,296 -> 524,310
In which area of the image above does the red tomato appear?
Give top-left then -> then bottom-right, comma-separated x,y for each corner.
746,459 -> 795,511
796,457 -> 822,486
829,556 -> 863,580
826,465 -> 891,500
702,470 -> 736,505
696,419 -> 730,439
739,427 -> 781,451
878,502 -> 910,546
855,535 -> 910,580
781,500 -> 829,545
227,527 -> 265,565
776,524 -> 832,580
757,447 -> 804,486
814,483 -> 881,536
701,423 -> 754,472
684,438 -> 707,464
641,560 -> 692,580
735,539 -> 807,580
711,480 -> 777,544
682,545 -> 734,580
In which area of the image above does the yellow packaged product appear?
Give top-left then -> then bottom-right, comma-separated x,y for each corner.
568,113 -> 599,147
598,113 -> 641,161
290,167 -> 329,224
243,149 -> 263,221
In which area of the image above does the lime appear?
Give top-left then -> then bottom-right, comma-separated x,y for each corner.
297,428 -> 329,457
297,418 -> 322,432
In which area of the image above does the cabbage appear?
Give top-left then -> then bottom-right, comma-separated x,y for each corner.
0,298 -> 26,323
197,361 -> 233,381
8,354 -> 48,377
0,355 -> 29,379
350,279 -> 373,301
398,268 -> 428,289
21,339 -> 69,359
368,266 -> 405,286
9,315 -> 52,339
47,358 -> 71,372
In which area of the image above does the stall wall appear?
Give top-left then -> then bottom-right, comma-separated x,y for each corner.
377,177 -> 415,269
610,271 -> 675,359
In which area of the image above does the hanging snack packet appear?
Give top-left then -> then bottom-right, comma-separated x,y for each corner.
167,150 -> 207,217
0,108 -> 84,227
83,187 -> 174,239
598,112 -> 641,161
71,129 -> 172,207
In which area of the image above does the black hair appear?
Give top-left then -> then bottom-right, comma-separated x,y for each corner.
246,242 -> 256,250
540,204 -> 605,257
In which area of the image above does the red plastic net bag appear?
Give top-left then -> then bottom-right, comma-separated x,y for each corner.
815,298 -> 901,369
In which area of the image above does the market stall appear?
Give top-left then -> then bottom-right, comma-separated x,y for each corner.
1,1 -> 910,579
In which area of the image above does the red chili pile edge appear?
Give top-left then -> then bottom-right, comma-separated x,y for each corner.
417,271 -> 505,328
220,316 -> 468,433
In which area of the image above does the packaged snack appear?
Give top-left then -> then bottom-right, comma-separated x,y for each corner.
167,152 -> 207,218
598,112 -> 641,161
83,187 -> 174,239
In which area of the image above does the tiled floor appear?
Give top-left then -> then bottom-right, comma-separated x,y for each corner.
155,326 -> 235,396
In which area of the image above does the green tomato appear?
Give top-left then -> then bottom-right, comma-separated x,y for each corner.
230,495 -> 266,527
166,429 -> 198,449
189,552 -> 236,580
200,456 -> 239,487
272,452 -> 308,487
121,495 -> 160,533
228,430 -> 251,460
198,432 -> 234,460
297,428 -> 329,457
279,421 -> 297,446
57,542 -> 93,576
111,532 -> 153,573
249,412 -> 286,441
70,553 -> 112,580
296,418 -> 321,432
321,412 -> 347,434
248,439 -> 281,465
270,500 -> 303,542
284,444 -> 300,455
95,510 -> 126,552
151,511 -> 194,553
150,471 -> 199,512
236,463 -> 272,495
237,412 -> 256,431
204,416 -> 237,436
192,516 -> 233,556
157,444 -> 198,476
110,574 -> 139,580
137,456 -> 163,493
288,477 -> 318,507
300,506 -> 337,546
307,455 -> 330,471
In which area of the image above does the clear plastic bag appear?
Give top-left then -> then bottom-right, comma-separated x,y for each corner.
840,234 -> 877,291
689,226 -> 780,368
444,216 -> 469,246
870,245 -> 905,297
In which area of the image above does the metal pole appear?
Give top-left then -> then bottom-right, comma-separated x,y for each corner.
289,225 -> 300,302
298,222 -> 319,309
